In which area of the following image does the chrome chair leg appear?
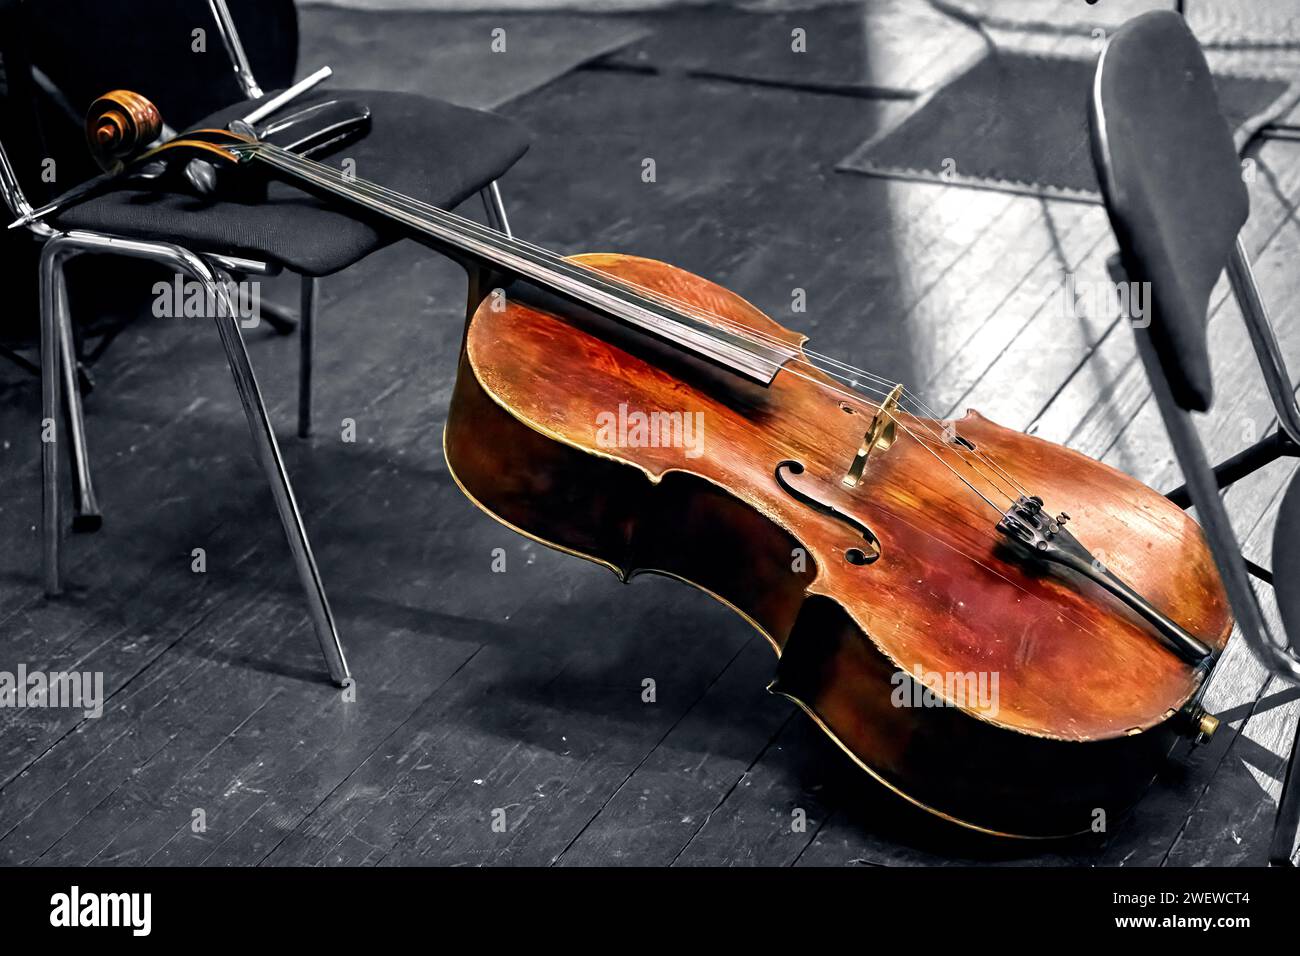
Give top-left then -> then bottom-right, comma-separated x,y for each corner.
1229,240 -> 1300,446
1271,714 -> 1300,865
480,181 -> 512,237
53,270 -> 102,532
37,230 -> 351,686
38,240 -> 66,596
298,274 -> 316,439
193,253 -> 349,687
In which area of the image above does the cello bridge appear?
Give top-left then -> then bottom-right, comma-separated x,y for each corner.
842,383 -> 903,488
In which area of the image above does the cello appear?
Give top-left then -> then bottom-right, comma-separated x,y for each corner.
64,91 -> 1234,837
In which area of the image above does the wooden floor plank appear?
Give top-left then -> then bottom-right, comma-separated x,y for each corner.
552,635 -> 789,866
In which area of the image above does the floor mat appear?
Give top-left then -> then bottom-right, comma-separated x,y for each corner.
600,1 -> 981,96
837,48 -> 1294,202
298,6 -> 652,109
938,0 -> 1300,47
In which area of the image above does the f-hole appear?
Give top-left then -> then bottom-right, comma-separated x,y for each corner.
774,460 -> 882,566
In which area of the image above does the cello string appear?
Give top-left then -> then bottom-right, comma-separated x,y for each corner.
276,150 -> 1032,502
245,142 -> 1029,499
248,146 -> 1025,509
251,147 -> 1025,512
245,146 -> 1007,473
345,181 -> 1030,499
249,147 -> 1016,491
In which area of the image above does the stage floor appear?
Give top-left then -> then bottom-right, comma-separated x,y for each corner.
1,0 -> 1297,866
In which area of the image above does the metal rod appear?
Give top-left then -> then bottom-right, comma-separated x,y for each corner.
1229,239 -> 1300,444
195,260 -> 349,686
205,253 -> 281,277
0,130 -> 35,221
53,269 -> 101,532
38,240 -> 67,596
244,67 -> 333,127
481,181 -> 513,238
1165,428 -> 1296,508
298,275 -> 316,439
1137,325 -> 1300,682
208,0 -> 264,99
1270,713 -> 1300,865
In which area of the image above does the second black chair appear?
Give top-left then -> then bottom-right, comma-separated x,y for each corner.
1090,9 -> 1300,865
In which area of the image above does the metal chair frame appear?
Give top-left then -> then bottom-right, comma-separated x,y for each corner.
2,0 -> 515,686
1161,243 -> 1300,519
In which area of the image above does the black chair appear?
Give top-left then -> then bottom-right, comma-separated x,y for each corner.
1090,9 -> 1300,865
0,0 -> 531,686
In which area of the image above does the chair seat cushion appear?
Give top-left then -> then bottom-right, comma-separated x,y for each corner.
1274,473 -> 1300,645
52,88 -> 530,276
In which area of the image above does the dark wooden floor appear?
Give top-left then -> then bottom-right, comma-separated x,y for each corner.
1,0 -> 1298,866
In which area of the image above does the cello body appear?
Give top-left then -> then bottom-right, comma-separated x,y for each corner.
445,254 -> 1232,839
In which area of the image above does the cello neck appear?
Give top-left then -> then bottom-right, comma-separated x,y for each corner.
237,142 -> 793,385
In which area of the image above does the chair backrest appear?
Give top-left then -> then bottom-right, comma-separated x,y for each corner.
25,0 -> 298,128
0,1 -> 50,212
0,0 -> 298,336
1089,9 -> 1248,412
1,0 -> 297,206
